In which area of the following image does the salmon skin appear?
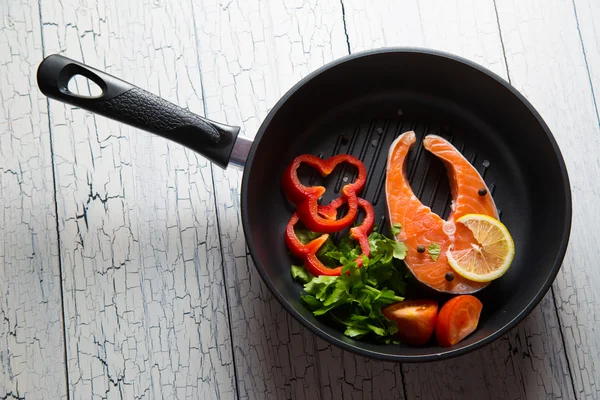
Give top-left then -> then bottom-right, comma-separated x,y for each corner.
385,131 -> 498,294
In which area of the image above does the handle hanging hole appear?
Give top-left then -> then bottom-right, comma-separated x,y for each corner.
66,74 -> 104,97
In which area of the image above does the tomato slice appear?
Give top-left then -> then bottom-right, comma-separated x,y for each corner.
436,295 -> 483,347
382,299 -> 439,345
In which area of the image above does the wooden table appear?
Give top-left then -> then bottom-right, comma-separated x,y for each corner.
1,0 -> 598,398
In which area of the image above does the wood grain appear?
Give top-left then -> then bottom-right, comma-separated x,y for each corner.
191,0 -> 408,399
343,0 -> 508,78
1,0 -> 597,398
496,0 -> 600,397
0,1 -> 67,399
569,2 -> 600,393
341,0 -> 575,399
38,0 -> 236,398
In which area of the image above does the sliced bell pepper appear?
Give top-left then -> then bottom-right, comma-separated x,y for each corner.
285,197 -> 375,276
281,154 -> 367,233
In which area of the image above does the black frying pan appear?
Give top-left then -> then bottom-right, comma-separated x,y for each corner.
37,48 -> 571,362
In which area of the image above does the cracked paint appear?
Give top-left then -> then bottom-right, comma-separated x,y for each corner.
342,1 -> 576,399
192,0 -> 407,399
495,0 -> 600,398
0,1 -> 67,399
1,0 -> 598,398
38,0 -> 236,398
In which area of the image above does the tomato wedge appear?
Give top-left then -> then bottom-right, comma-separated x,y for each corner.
436,295 -> 483,347
382,299 -> 439,345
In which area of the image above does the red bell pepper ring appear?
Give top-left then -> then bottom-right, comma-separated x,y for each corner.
281,154 -> 367,233
285,197 -> 375,276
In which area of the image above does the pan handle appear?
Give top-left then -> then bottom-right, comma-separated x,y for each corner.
37,54 -> 241,169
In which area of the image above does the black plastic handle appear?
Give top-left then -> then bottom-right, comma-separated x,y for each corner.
37,54 -> 240,169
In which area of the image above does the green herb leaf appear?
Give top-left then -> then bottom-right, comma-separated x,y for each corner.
377,289 -> 401,301
427,243 -> 441,261
391,223 -> 402,236
300,294 -> 322,309
380,242 -> 394,264
304,276 -> 338,301
344,326 -> 371,337
383,338 -> 402,345
349,314 -> 370,323
291,227 -> 411,342
316,237 -> 341,267
361,254 -> 370,267
323,279 -> 352,307
391,241 -> 408,260
291,265 -> 312,284
386,321 -> 399,336
341,260 -> 358,275
294,229 -> 322,244
314,305 -> 337,315
323,250 -> 344,262
367,324 -> 386,336
339,235 -> 359,255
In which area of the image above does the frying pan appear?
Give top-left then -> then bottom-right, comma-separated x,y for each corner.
36,48 -> 571,362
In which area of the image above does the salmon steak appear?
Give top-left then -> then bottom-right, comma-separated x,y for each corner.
386,131 -> 499,294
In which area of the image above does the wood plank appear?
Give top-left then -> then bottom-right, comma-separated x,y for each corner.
497,0 -> 600,397
191,0 -> 407,398
343,0 -> 575,398
38,0 -> 236,398
569,3 -> 600,394
343,0 -> 508,78
0,0 -> 67,399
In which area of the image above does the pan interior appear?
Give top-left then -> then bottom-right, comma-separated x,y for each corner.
243,51 -> 570,360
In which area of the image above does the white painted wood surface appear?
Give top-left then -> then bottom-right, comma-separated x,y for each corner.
38,0 -> 235,398
192,1 -> 408,399
0,1 -> 67,399
1,0 -> 598,399
343,1 -> 575,399
495,0 -> 600,398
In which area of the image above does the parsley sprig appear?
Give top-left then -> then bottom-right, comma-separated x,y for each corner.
291,226 -> 410,341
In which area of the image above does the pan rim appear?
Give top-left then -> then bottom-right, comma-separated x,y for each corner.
240,47 -> 572,362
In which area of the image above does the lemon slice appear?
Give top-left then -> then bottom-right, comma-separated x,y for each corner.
446,214 -> 515,282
